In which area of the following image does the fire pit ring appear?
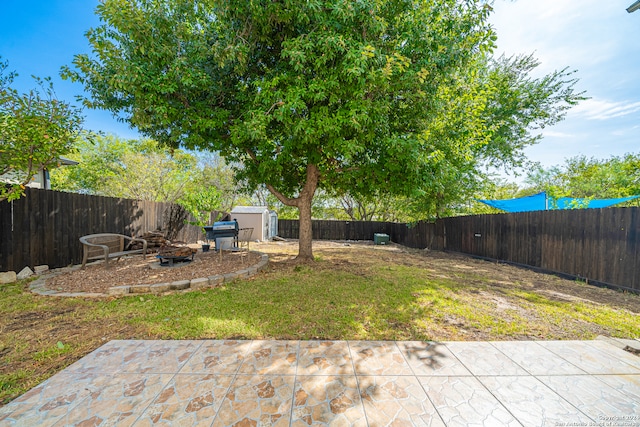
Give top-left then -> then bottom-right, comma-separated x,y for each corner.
156,245 -> 197,267
156,253 -> 195,267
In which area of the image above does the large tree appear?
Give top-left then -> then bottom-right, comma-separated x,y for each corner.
0,58 -> 83,202
65,0 -> 581,259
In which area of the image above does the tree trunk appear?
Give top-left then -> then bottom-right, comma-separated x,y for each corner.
297,196 -> 314,260
295,164 -> 319,260
264,163 -> 319,260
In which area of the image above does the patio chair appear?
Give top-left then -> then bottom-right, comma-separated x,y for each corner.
237,228 -> 254,263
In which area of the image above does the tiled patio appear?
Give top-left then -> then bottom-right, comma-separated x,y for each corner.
1,339 -> 639,426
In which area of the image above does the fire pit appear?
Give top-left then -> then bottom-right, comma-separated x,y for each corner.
156,245 -> 197,267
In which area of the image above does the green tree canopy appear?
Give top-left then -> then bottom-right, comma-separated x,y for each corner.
65,0 -> 583,258
51,134 -> 198,203
524,153 -> 640,202
1,58 -> 83,202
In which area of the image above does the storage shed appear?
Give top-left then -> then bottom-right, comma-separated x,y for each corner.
230,206 -> 278,241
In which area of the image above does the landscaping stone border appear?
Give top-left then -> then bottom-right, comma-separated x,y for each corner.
29,252 -> 269,298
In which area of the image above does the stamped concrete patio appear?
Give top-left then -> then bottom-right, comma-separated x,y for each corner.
1,339 -> 639,426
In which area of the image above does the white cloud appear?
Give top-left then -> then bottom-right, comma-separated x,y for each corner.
542,131 -> 575,138
571,98 -> 640,120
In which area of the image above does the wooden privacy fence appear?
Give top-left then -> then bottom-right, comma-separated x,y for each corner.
0,188 -> 206,272
279,207 -> 640,292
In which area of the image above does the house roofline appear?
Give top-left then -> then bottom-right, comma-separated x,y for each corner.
57,156 -> 79,166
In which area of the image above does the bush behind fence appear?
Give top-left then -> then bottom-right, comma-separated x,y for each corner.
279,207 -> 640,293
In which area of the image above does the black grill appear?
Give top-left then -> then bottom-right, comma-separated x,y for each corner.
203,220 -> 239,250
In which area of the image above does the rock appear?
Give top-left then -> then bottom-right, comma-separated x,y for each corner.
130,284 -> 151,293
208,275 -> 224,287
150,283 -> 171,294
0,271 -> 17,284
190,277 -> 210,289
34,265 -> 49,274
108,286 -> 130,295
17,267 -> 34,280
170,280 -> 190,290
235,268 -> 250,278
223,272 -> 239,283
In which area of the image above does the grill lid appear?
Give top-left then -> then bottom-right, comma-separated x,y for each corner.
212,220 -> 238,230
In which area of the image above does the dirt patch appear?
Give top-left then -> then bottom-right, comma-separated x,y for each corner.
45,249 -> 262,294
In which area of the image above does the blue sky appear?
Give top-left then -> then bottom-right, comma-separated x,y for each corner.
1,0 -> 639,173
490,0 -> 640,172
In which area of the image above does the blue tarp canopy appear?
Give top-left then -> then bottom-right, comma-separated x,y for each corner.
477,192 -> 640,213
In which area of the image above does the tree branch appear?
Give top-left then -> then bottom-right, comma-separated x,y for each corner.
265,183 -> 297,207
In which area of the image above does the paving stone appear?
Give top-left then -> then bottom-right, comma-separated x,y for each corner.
491,341 -> 585,375
239,340 -> 299,375
479,375 -> 590,425
150,283 -> 171,293
539,340 -> 640,374
223,272 -> 239,282
235,268 -> 250,278
107,286 -> 130,295
349,341 -> 412,376
179,340 -> 253,374
292,375 -> 366,426
298,341 -> 354,376
116,340 -> 202,373
594,374 -> 640,402
208,275 -> 223,286
398,341 -> 472,376
213,375 -> 295,427
137,373 -> 233,425
129,284 -> 151,293
170,280 -> 191,290
539,375 -> 640,420
53,373 -> 174,426
190,277 -> 210,289
359,375 -> 445,426
419,376 -> 521,426
445,341 -> 528,376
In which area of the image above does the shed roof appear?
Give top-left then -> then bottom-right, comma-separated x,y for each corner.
230,206 -> 270,214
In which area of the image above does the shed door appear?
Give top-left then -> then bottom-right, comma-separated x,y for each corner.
263,212 -> 269,240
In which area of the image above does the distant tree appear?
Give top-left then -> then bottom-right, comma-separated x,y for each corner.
190,153 -> 252,215
523,154 -> 640,203
51,135 -> 198,203
178,185 -> 222,235
0,57 -> 83,202
65,0 -> 583,258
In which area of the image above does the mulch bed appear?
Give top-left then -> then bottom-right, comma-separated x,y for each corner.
45,249 -> 262,294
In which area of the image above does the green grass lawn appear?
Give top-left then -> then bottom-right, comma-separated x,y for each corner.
1,241 -> 639,405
